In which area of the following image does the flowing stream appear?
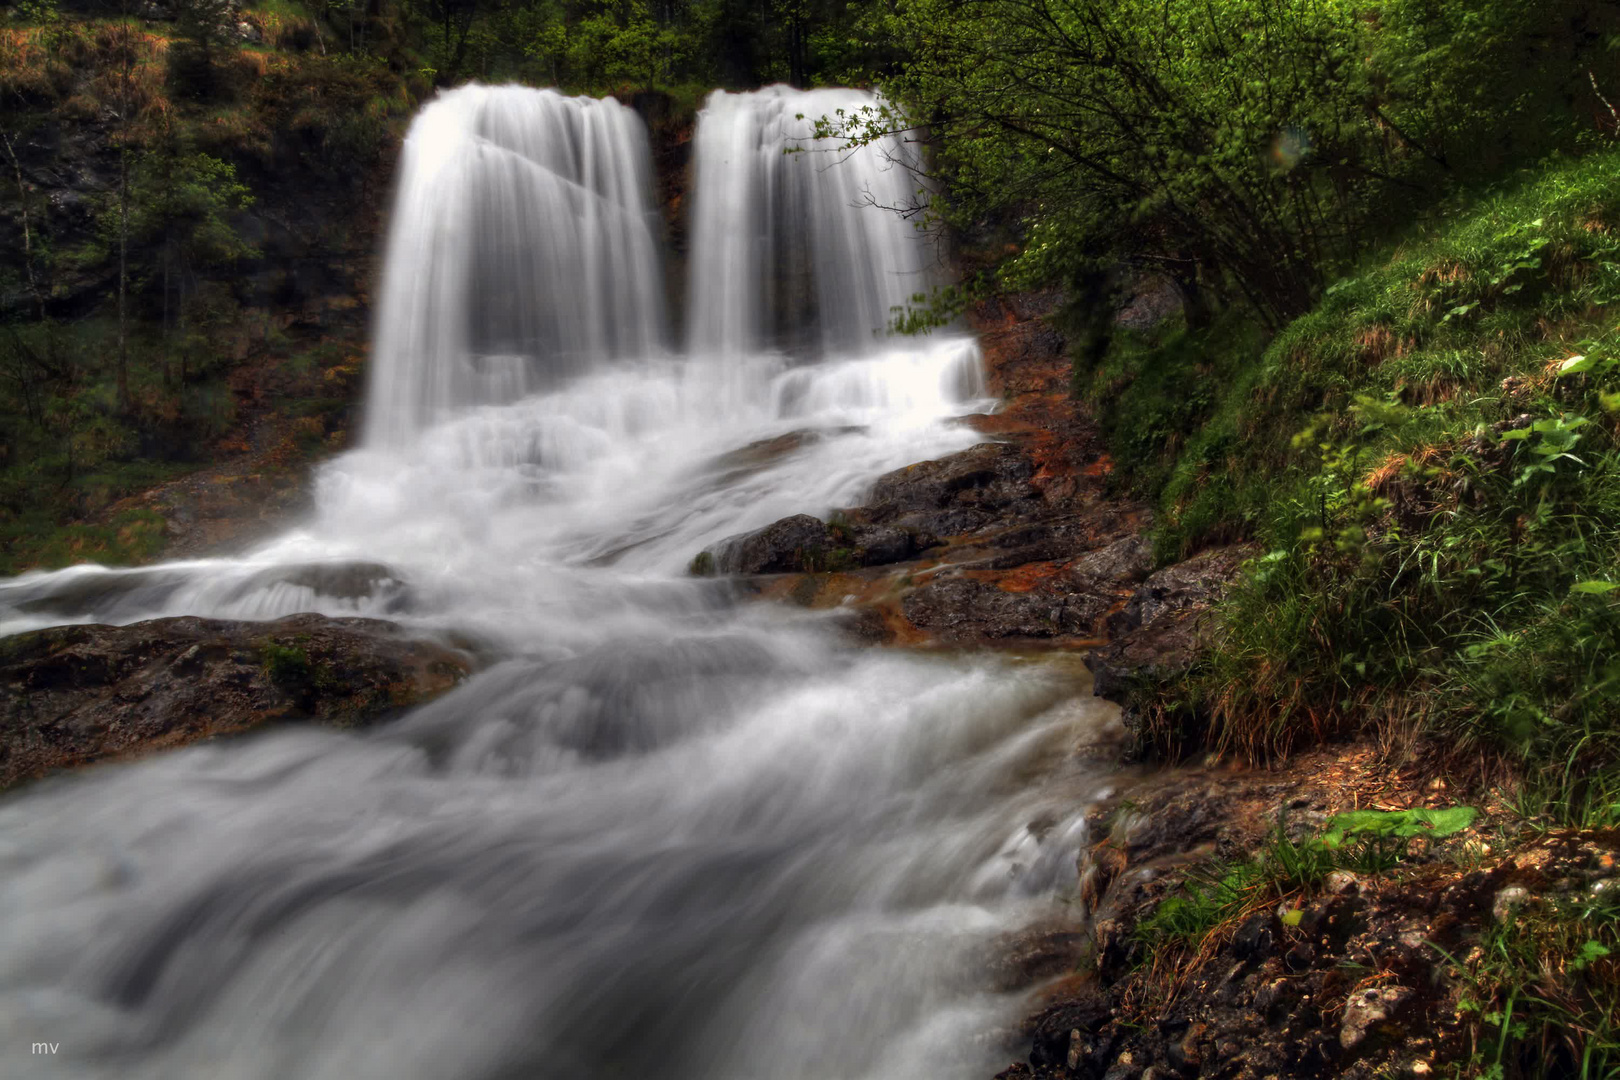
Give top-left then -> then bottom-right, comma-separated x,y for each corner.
0,85 -> 1120,1079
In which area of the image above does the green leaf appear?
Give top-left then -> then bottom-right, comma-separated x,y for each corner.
1407,806 -> 1478,838
1558,354 -> 1596,376
1572,940 -> 1612,971
1571,580 -> 1620,595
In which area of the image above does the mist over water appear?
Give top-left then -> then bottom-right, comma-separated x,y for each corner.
0,85 -> 1117,1079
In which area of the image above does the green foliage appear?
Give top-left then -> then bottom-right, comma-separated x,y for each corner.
1079,311 -> 1265,501
0,506 -> 169,575
128,146 -> 257,268
1135,861 -> 1264,949
1137,806 -> 1477,951
1320,806 -> 1479,871
830,0 -> 1619,328
1095,149 -> 1620,792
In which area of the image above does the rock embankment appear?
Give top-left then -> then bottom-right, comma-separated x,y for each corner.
992,748 -> 1620,1080
691,291 -> 1249,717
0,613 -> 473,788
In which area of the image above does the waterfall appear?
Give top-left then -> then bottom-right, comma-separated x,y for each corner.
363,85 -> 667,449
0,84 -> 1114,1080
687,86 -> 937,359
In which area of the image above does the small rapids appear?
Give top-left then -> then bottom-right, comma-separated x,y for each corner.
0,85 -> 1121,1080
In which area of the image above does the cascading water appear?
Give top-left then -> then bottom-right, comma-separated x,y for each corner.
364,85 -> 667,448
0,85 -> 1118,1080
688,87 -> 936,358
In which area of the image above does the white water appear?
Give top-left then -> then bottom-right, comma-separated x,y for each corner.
688,87 -> 936,358
0,85 -> 1117,1080
364,86 -> 667,449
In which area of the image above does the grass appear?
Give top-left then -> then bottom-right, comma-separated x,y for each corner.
1131,807 -> 1619,1080
1077,150 -> 1620,806
0,506 -> 168,575
1444,885 -> 1620,1080
1136,807 -> 1479,956
1082,148 -> 1620,1080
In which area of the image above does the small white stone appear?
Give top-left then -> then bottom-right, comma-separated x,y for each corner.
1492,885 -> 1530,922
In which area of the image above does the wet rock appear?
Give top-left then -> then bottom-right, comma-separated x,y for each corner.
1109,546 -> 1252,637
1102,1057 -> 1142,1080
703,515 -> 926,576
1254,977 -> 1299,1019
1166,1021 -> 1207,1075
1491,885 -> 1530,922
1231,913 -> 1278,961
710,514 -> 835,574
1066,534 -> 1155,584
0,613 -> 474,788
847,523 -> 919,565
1284,942 -> 1316,972
1084,545 -> 1253,754
865,442 -> 1037,520
1340,986 -> 1413,1051
1027,990 -> 1112,1070
901,578 -> 1112,641
227,561 -> 411,611
1086,605 -> 1212,702
1325,870 -> 1368,896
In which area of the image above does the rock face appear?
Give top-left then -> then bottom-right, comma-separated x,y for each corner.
689,290 -> 1233,653
861,441 -> 1040,537
1085,545 -> 1252,700
0,613 -> 473,788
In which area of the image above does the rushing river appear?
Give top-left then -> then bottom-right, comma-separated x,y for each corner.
0,85 -> 1119,1079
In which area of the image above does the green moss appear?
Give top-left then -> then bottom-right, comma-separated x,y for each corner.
261,640 -> 313,688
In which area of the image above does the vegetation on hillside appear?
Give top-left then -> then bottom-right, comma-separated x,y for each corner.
1,0 -> 418,569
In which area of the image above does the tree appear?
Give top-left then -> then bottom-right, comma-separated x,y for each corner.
835,0 -> 1620,329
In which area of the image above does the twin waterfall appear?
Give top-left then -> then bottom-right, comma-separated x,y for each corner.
687,86 -> 933,358
0,85 -> 1115,1080
367,84 -> 938,447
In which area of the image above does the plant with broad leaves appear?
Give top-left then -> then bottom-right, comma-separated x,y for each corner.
1319,806 -> 1480,872
1498,413 -> 1590,488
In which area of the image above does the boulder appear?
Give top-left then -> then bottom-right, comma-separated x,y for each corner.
1066,533 -> 1155,584
0,613 -> 474,788
701,515 -> 929,575
709,514 -> 834,574
1086,545 -> 1253,701
865,442 -> 1038,522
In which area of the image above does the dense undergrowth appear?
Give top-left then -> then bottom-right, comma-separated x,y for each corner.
1088,150 -> 1620,798
1083,150 -> 1620,1079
